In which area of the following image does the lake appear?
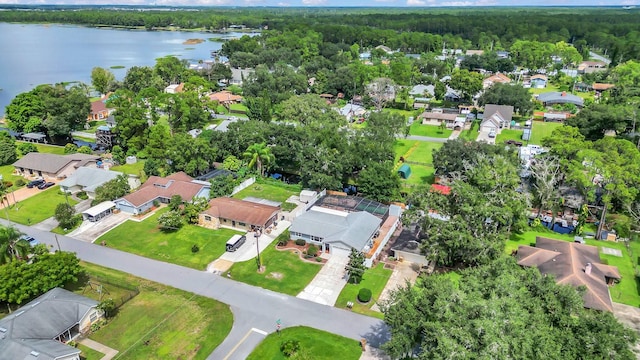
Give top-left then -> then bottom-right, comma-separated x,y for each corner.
0,23 -> 250,116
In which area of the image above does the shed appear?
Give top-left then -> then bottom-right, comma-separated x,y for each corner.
397,164 -> 411,179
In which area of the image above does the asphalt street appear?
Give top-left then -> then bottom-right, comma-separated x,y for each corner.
4,221 -> 390,360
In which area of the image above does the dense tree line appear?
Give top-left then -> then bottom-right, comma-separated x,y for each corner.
1,7 -> 640,63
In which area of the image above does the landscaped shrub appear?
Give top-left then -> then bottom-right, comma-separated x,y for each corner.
295,239 -> 306,246
315,257 -> 323,262
307,245 -> 318,257
280,339 -> 300,357
277,238 -> 289,246
358,288 -> 372,303
191,244 -> 200,253
14,179 -> 25,187
76,191 -> 88,200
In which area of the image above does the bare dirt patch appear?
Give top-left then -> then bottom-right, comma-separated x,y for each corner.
158,241 -> 168,246
267,272 -> 284,280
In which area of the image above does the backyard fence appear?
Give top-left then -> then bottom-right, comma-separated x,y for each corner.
231,177 -> 256,195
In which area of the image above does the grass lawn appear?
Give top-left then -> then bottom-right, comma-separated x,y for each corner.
228,244 -> 322,296
111,160 -> 145,176
394,139 -> 418,162
232,179 -> 301,204
79,262 -> 233,360
458,121 -> 480,141
3,186 -> 77,225
0,164 -> 25,190
530,84 -> 560,95
335,263 -> 392,319
409,122 -> 453,138
406,141 -> 442,165
404,164 -> 435,186
52,221 -> 81,235
29,142 -> 66,155
394,140 -> 441,188
529,121 -> 562,145
507,226 -> 640,307
246,326 -> 361,360
78,344 -> 104,360
229,103 -> 248,113
495,129 -> 524,144
97,209 -> 243,270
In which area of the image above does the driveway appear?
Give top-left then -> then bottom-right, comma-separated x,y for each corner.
2,220 -> 390,360
371,261 -> 419,312
68,211 -> 131,243
297,249 -> 350,306
613,302 -> 640,354
207,220 -> 291,273
0,185 -> 41,208
476,129 -> 495,144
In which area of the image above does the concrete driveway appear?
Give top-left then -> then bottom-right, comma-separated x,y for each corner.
476,129 -> 495,144
297,249 -> 350,306
371,261 -> 419,312
0,185 -> 41,208
68,211 -> 131,243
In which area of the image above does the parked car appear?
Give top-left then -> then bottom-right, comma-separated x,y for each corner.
488,129 -> 497,138
505,139 -> 523,147
20,235 -> 39,247
26,179 -> 45,188
37,181 -> 55,190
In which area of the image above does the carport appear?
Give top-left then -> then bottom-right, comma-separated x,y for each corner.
82,201 -> 116,222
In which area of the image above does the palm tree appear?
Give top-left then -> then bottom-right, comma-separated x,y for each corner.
243,143 -> 275,177
0,226 -> 30,264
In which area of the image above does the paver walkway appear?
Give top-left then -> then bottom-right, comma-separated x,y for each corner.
297,250 -> 349,306
79,338 -> 119,360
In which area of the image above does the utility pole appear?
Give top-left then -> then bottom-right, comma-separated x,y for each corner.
54,234 -> 62,252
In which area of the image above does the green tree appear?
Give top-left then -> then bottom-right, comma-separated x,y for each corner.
158,210 -> 183,230
77,145 -> 92,154
169,194 -> 183,211
209,175 -> 237,198
154,56 -> 189,85
0,131 -> 17,166
54,203 -> 79,230
93,175 -> 131,205
243,143 -> 275,177
17,142 -> 38,156
245,96 -> 272,123
447,69 -> 483,101
91,67 -> 116,95
64,143 -> 78,154
222,155 -> 242,172
97,298 -> 117,318
345,248 -> 366,284
0,225 -> 29,264
566,104 -> 630,140
5,90 -> 46,133
380,257 -> 637,360
478,83 -> 534,115
0,251 -> 84,304
357,161 -> 401,203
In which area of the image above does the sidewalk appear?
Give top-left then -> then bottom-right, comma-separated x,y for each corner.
79,338 -> 119,360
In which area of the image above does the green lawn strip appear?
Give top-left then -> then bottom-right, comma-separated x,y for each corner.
3,186 -> 77,225
80,262 -> 233,360
403,164 -> 435,186
458,121 -> 480,141
0,164 -> 25,190
78,344 -> 104,360
229,103 -> 248,113
406,141 -> 442,165
246,326 -> 361,360
280,202 -> 297,212
111,161 -> 145,176
394,139 -> 418,162
495,129 -> 524,144
97,208 -> 243,270
530,84 -> 560,95
507,227 -> 640,306
52,221 -> 81,235
228,245 -> 322,296
29,142 -> 66,155
529,121 -> 562,145
409,122 -> 453,138
232,179 -> 301,203
335,263 -> 392,319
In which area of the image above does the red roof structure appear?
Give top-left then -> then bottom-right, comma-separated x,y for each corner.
430,184 -> 451,195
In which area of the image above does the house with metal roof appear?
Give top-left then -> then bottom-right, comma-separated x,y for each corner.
289,206 -> 381,256
0,287 -> 103,360
59,167 -> 123,199
537,91 -> 584,107
517,237 -> 621,312
199,197 -> 280,232
13,153 -> 100,180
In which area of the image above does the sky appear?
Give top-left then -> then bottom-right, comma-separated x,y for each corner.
0,0 -> 636,7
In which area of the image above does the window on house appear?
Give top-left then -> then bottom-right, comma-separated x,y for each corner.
204,215 -> 211,221
90,312 -> 98,322
238,222 -> 246,227
311,236 -> 323,242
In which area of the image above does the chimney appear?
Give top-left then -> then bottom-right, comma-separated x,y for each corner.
561,91 -> 567,96
585,262 -> 592,275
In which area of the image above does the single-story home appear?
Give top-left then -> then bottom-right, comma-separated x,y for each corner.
592,83 -> 615,93
537,91 -> 584,107
530,74 -> 548,89
339,103 -> 366,122
199,197 -> 280,232
391,224 -> 428,266
230,68 -> 253,86
517,237 -> 621,312
483,73 -> 512,89
87,95 -> 116,121
59,167 -> 122,198
375,45 -> 394,54
480,104 -> 514,134
465,49 -> 484,57
578,61 -> 607,74
0,287 -> 104,360
409,84 -> 434,98
208,91 -> 243,105
13,153 -> 101,180
164,83 -> 184,94
419,111 -> 466,129
114,172 -> 210,215
82,200 -> 116,222
289,206 -> 381,256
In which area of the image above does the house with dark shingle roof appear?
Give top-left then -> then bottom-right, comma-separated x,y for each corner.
13,153 -> 100,180
517,237 -> 621,312
114,172 -> 210,215
199,197 -> 280,232
0,287 -> 103,360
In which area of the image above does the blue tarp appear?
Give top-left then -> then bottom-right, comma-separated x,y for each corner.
271,173 -> 283,180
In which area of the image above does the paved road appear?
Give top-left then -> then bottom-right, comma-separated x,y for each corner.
5,221 -> 390,360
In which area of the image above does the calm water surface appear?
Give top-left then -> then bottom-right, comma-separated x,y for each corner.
0,23 -> 245,116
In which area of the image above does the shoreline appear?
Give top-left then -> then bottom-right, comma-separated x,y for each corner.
2,21 -> 261,35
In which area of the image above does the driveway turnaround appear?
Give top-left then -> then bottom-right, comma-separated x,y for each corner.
297,250 -> 350,306
7,220 -> 390,360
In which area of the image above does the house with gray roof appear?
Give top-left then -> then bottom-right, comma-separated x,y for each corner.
0,287 -> 103,360
537,91 -> 584,107
289,206 -> 381,259
480,104 -> 514,134
13,153 -> 100,180
59,167 -> 123,199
